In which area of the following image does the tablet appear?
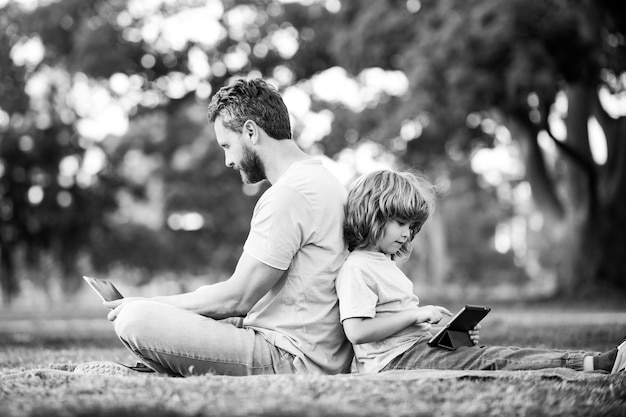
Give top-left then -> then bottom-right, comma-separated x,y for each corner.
83,276 -> 124,302
427,304 -> 491,350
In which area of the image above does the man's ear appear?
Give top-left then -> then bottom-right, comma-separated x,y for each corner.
243,120 -> 258,144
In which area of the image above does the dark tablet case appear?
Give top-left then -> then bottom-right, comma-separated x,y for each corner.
427,305 -> 491,350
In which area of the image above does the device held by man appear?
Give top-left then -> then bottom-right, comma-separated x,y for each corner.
83,276 -> 124,302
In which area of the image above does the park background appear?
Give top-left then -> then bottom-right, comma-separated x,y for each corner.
0,0 -> 625,308
2,1 -> 626,416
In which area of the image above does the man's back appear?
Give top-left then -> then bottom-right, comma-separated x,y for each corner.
243,159 -> 352,374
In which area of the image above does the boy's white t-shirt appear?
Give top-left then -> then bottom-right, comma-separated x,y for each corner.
336,250 -> 431,373
243,158 -> 353,374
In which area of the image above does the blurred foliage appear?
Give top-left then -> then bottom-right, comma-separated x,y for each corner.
1,0 -> 625,303
317,0 -> 626,295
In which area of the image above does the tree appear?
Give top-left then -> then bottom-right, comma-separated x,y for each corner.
0,0 -> 332,302
6,0 -> 623,303
312,0 -> 626,295
0,0 -> 124,301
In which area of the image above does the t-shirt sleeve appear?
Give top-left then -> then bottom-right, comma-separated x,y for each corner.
243,185 -> 310,271
336,263 -> 378,322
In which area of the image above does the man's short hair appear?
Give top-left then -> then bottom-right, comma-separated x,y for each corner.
207,78 -> 292,140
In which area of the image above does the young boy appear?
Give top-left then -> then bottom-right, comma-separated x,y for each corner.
336,169 -> 625,374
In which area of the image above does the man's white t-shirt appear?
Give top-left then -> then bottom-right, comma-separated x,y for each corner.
336,250 -> 431,373
243,159 -> 353,374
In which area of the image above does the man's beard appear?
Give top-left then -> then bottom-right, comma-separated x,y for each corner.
239,145 -> 267,184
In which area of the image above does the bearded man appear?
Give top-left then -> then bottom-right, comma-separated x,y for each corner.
75,79 -> 353,377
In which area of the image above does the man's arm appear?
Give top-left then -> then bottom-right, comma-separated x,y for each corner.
342,305 -> 452,345
106,252 -> 285,321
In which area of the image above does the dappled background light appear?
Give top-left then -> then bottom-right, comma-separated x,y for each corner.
1,0 -> 626,306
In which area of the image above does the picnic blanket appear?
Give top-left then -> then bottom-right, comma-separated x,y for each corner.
350,368 -> 609,382
0,367 -> 610,382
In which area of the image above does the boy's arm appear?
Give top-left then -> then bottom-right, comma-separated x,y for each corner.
342,305 -> 452,345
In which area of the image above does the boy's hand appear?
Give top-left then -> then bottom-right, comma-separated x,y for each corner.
416,305 -> 453,325
469,324 -> 481,345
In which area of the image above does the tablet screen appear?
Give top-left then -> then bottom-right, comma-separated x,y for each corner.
83,276 -> 124,302
447,305 -> 490,331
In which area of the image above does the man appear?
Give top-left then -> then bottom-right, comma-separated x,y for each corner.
75,79 -> 353,376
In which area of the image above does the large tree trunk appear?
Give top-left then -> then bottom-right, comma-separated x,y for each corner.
563,192 -> 626,295
593,87 -> 626,292
554,84 -> 626,295
554,84 -> 595,296
556,208 -> 598,296
512,84 -> 626,296
594,202 -> 626,291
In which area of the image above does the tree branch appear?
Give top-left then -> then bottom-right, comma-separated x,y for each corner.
509,113 -> 565,220
591,91 -> 626,202
563,84 -> 598,216
542,118 -> 596,178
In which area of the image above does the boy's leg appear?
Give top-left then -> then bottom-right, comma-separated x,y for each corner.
383,337 -> 589,372
113,300 -> 297,377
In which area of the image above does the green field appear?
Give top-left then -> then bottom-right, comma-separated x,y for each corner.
1,304 -> 626,417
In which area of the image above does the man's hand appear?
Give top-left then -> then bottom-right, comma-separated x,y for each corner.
469,324 -> 481,345
416,305 -> 453,325
103,297 -> 144,321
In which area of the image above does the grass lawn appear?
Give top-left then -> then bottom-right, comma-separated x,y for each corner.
1,303 -> 626,416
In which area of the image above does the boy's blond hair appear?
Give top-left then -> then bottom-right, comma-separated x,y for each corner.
343,169 -> 436,259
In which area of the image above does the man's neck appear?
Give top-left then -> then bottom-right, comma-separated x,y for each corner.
262,140 -> 311,184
